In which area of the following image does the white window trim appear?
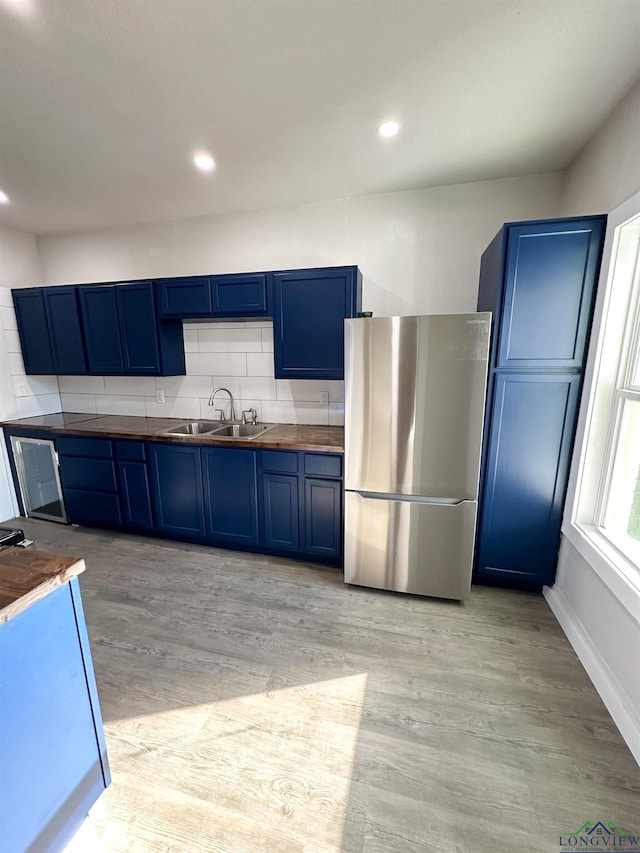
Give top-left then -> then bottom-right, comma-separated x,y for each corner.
560,188 -> 640,623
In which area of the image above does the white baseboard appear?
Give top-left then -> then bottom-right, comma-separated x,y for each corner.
544,584 -> 640,767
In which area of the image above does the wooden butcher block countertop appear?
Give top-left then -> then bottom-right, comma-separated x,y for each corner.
1,413 -> 345,453
0,547 -> 84,624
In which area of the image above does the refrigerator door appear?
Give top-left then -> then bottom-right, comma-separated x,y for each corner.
344,491 -> 477,599
345,314 -> 490,499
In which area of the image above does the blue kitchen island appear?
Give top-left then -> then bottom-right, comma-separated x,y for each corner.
0,547 -> 110,853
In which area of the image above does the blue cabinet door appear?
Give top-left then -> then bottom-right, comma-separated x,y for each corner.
476,372 -> 581,586
116,282 -> 161,374
260,473 -> 299,551
148,443 -> 205,537
304,478 -> 342,558
12,289 -> 55,374
156,277 -> 213,318
0,580 -> 110,853
118,461 -> 153,529
43,286 -> 87,374
211,273 -> 270,316
78,285 -> 124,374
273,266 -> 362,379
202,447 -> 258,544
498,218 -> 605,370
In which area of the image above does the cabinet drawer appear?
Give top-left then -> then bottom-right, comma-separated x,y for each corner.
60,457 -> 118,493
56,437 -> 113,459
115,441 -> 146,461
304,453 -> 342,478
64,488 -> 121,526
260,450 -> 299,474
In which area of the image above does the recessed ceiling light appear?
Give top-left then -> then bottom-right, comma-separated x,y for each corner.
193,153 -> 215,173
0,189 -> 9,204
377,121 -> 401,138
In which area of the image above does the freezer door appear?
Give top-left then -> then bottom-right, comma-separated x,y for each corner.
345,314 -> 490,499
344,491 -> 478,600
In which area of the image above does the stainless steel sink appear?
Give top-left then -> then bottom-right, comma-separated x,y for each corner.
164,421 -> 222,436
209,423 -> 278,439
161,421 -> 278,439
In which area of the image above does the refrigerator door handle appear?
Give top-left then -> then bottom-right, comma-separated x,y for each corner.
350,490 -> 471,506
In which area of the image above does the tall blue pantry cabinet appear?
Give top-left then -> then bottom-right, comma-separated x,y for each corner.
475,215 -> 606,588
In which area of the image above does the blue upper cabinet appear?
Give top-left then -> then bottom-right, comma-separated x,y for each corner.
156,277 -> 213,318
273,266 -> 362,380
156,273 -> 269,318
12,289 -> 55,374
78,285 -> 124,374
497,217 -> 606,370
210,273 -> 270,316
116,282 -> 161,374
43,287 -> 87,374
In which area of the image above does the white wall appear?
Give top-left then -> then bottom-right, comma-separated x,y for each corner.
35,172 -> 562,424
562,76 -> 640,216
0,223 -> 46,521
547,83 -> 640,765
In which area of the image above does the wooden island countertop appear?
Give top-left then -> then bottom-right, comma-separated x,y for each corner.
1,413 -> 345,453
0,547 -> 85,625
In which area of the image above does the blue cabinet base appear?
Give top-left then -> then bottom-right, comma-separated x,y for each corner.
0,578 -> 110,853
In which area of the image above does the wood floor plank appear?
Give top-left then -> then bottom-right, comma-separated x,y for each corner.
12,518 -> 640,853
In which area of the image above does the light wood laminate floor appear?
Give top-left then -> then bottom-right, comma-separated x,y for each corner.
14,518 -> 640,853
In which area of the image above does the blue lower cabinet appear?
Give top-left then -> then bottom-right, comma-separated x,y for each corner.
0,579 -> 110,852
261,473 -> 300,551
148,443 -> 205,537
64,488 -> 122,527
476,371 -> 581,586
202,447 -> 258,544
118,461 -> 154,529
304,478 -> 342,558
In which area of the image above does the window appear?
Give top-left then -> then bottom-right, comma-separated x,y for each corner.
571,196 -> 640,580
597,231 -> 640,565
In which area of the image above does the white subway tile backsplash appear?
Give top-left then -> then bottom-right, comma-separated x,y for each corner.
95,395 -> 146,416
8,353 -> 25,376
104,375 -> 157,397
144,396 -> 201,420
261,327 -> 274,352
0,288 -> 14,307
59,375 -> 106,394
328,403 -> 345,426
206,376 -> 277,401
4,330 -> 20,353
247,353 -> 273,377
156,375 -> 214,398
276,379 -> 330,402
198,327 -> 262,352
186,352 -> 247,376
17,393 -> 62,418
184,321 -> 246,331
60,393 -> 97,414
328,381 -> 345,403
198,397 -> 264,422
262,400 -> 329,426
13,375 -> 59,397
1,306 -> 17,331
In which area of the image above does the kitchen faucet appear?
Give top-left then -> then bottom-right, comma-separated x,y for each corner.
208,387 -> 236,421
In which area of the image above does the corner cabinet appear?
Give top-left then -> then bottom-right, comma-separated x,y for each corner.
273,267 -> 362,379
475,215 -> 606,588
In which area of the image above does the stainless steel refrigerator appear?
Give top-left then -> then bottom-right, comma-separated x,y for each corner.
344,313 -> 491,600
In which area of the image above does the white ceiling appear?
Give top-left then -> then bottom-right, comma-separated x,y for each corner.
0,0 -> 639,235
